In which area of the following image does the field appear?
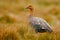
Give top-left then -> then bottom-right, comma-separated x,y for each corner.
0,0 -> 60,40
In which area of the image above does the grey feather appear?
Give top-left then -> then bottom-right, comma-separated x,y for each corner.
29,17 -> 53,33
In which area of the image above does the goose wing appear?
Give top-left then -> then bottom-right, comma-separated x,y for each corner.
39,18 -> 53,32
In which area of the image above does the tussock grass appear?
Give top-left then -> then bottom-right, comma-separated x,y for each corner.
0,0 -> 60,40
0,23 -> 60,40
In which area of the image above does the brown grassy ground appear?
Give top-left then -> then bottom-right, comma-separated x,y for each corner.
0,0 -> 60,40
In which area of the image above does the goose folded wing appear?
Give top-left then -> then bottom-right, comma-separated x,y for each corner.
39,18 -> 53,33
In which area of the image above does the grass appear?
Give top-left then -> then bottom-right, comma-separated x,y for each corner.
0,23 -> 60,40
0,0 -> 60,40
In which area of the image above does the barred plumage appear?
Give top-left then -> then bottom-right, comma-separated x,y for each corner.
26,5 -> 53,33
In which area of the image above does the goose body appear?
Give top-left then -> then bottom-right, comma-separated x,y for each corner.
29,16 -> 53,33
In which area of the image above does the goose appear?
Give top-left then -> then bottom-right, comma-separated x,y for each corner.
26,5 -> 53,33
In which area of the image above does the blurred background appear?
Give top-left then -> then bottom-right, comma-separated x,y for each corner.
0,0 -> 60,26
0,0 -> 60,40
